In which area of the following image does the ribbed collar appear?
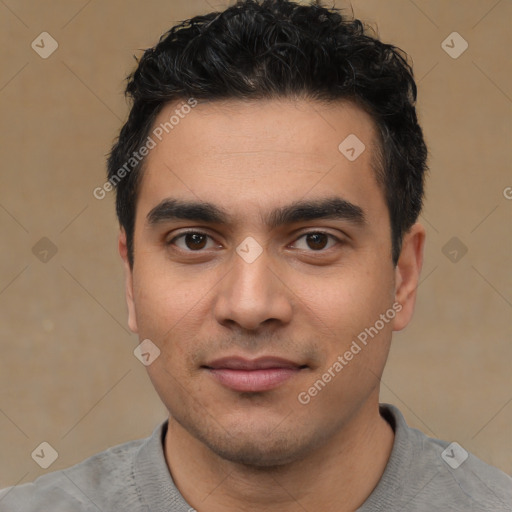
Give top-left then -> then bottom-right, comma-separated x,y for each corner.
133,419 -> 192,511
133,403 -> 419,511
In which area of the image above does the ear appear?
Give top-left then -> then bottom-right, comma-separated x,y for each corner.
392,223 -> 426,332
118,228 -> 138,333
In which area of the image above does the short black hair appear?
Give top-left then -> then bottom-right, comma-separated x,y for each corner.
107,0 -> 427,268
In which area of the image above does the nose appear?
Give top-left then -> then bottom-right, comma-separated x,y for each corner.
212,246 -> 293,332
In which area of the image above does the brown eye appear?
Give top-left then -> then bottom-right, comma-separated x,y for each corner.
183,233 -> 208,250
305,233 -> 329,250
168,232 -> 216,251
292,232 -> 339,251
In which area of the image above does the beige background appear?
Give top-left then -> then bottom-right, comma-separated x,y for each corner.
0,0 -> 510,489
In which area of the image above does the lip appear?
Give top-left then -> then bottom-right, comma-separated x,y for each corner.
203,356 -> 306,392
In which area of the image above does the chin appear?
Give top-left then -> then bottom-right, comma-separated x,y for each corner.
169,398 -> 336,467
207,436 -> 307,467
193,420 -> 324,468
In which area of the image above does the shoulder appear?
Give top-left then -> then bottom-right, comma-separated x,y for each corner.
0,436 -> 147,512
372,404 -> 512,512
410,425 -> 511,510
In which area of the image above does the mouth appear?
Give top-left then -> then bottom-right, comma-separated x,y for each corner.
202,356 -> 308,393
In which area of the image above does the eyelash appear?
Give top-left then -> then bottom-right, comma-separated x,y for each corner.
166,230 -> 342,253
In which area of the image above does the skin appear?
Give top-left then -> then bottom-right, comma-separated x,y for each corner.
119,98 -> 425,511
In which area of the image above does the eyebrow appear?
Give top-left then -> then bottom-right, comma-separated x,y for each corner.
146,196 -> 366,229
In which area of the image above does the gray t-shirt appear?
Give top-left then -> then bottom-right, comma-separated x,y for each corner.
1,404 -> 510,511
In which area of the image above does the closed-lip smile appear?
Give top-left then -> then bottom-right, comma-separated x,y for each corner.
203,356 -> 307,392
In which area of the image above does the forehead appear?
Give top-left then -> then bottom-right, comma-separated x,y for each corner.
136,98 -> 385,226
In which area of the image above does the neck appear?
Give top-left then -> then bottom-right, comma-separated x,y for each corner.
164,400 -> 395,512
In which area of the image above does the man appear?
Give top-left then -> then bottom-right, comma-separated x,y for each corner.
1,0 -> 510,510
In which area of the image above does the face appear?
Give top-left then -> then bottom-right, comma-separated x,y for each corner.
120,98 -> 423,466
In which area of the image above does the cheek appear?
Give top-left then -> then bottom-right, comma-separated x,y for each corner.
296,260 -> 394,334
131,263 -> 202,335
131,263 -> 214,380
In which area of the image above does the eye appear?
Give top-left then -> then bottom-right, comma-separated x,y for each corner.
166,230 -> 342,254
167,231 -> 219,251
291,232 -> 340,251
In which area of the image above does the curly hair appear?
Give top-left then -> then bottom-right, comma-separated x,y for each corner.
107,0 -> 427,267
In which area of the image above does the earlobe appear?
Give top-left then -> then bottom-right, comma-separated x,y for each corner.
392,223 -> 426,332
118,229 -> 138,333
